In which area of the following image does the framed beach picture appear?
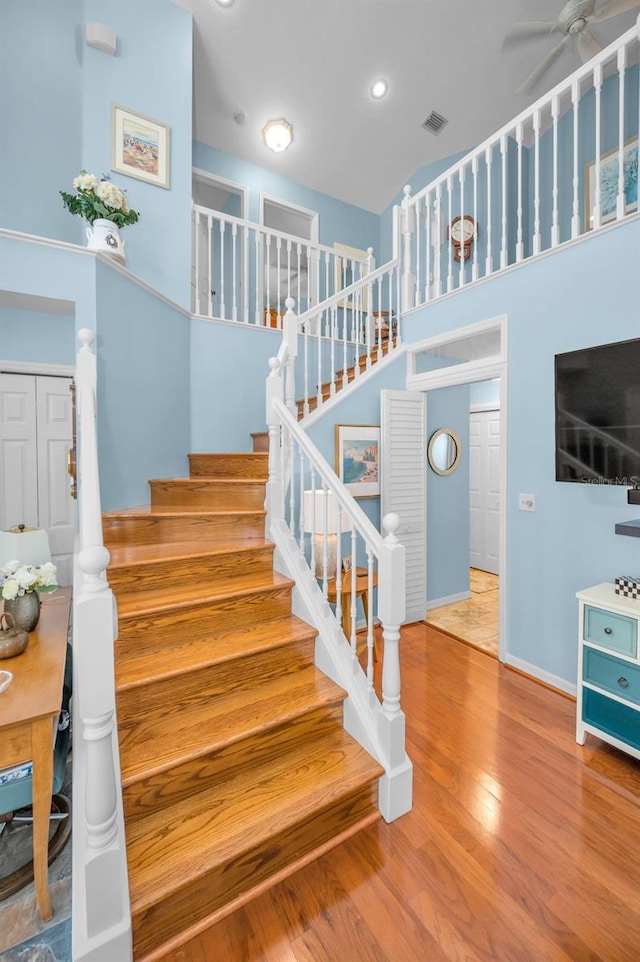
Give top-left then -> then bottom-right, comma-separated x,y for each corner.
111,104 -> 171,189
335,424 -> 381,498
584,137 -> 638,229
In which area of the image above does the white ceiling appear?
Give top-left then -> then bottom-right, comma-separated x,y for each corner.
174,0 -> 639,213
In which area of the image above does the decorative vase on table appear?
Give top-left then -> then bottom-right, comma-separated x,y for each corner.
4,591 -> 41,633
85,218 -> 126,263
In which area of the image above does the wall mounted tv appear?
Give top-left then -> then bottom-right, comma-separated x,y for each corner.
555,337 -> 640,487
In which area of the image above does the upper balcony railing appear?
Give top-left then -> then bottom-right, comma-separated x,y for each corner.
191,204 -> 372,326
399,21 -> 640,310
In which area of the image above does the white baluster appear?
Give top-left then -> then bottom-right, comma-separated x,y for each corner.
592,63 -> 603,231
218,219 -> 226,318
551,97 -> 560,249
424,194 -> 432,302
401,185 -> 415,312
242,224 -> 249,323
378,513 -> 405,724
471,158 -> 479,282
283,297 -> 298,417
500,135 -> 508,269
265,356 -> 283,529
415,195 -> 422,306
446,175 -> 453,292
532,109 -> 541,255
516,123 -> 524,263
231,222 -> 238,321
254,229 -> 261,325
459,168 -> 466,287
433,185 -> 442,297
194,207 -> 200,313
365,549 -> 375,685
485,145 -> 494,274
207,214 -> 213,318
571,79 -> 581,238
616,45 -> 627,221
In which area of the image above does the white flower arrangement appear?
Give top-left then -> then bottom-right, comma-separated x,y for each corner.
60,170 -> 140,228
0,560 -> 58,600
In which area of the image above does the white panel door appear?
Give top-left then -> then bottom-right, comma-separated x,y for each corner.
0,373 -> 38,530
381,389 -> 426,623
469,407 -> 500,575
0,373 -> 74,586
36,376 -> 75,585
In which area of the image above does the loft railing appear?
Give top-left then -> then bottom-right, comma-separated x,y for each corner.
72,330 -> 132,962
191,203 -> 373,324
265,309 -> 413,822
399,21 -> 640,309
294,258 -> 402,419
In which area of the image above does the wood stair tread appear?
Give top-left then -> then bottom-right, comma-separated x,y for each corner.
115,569 -> 293,617
118,666 -> 344,785
104,505 -> 265,519
108,539 -> 272,567
115,614 -> 316,689
126,728 -> 382,910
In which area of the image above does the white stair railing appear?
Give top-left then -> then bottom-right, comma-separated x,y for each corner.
265,311 -> 412,822
191,203 -> 372,324
294,257 -> 402,419
72,329 -> 132,962
401,21 -> 640,309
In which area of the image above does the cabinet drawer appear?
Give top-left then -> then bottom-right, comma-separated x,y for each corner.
582,688 -> 640,752
583,647 -> 640,707
584,605 -> 637,656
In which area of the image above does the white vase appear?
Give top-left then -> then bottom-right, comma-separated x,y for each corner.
86,218 -> 126,263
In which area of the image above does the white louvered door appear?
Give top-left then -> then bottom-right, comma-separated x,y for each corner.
381,389 -> 426,623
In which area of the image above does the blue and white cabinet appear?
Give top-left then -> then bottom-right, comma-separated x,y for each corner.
576,584 -> 640,760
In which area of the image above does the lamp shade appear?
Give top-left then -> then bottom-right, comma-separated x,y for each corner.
0,525 -> 52,566
303,490 -> 352,535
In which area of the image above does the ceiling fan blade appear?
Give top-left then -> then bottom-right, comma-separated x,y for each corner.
577,30 -> 602,62
503,19 -> 560,48
590,0 -> 640,24
516,36 -> 571,96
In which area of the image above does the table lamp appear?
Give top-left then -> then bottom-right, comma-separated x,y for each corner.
0,525 -> 52,566
303,490 -> 351,579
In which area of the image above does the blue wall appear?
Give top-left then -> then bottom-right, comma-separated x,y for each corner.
190,319 -> 281,453
0,0 -> 82,244
0,309 -> 75,366
95,260 -> 191,511
403,218 -> 640,687
470,378 -> 500,407
426,385 -> 470,604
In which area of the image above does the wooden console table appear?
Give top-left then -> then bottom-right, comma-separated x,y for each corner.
327,567 -> 379,656
0,587 -> 71,920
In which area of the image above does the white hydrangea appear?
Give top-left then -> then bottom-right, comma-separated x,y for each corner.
37,562 -> 58,587
95,180 -> 125,210
1,578 -> 19,600
73,172 -> 98,192
15,565 -> 37,590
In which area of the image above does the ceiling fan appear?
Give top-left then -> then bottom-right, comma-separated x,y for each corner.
504,0 -> 640,96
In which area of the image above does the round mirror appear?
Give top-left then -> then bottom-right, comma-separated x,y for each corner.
427,428 -> 461,476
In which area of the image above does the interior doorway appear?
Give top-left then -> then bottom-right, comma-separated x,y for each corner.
260,195 -> 319,313
191,169 -> 248,316
407,316 -> 507,662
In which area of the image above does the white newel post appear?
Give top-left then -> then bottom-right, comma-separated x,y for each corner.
73,330 -> 132,961
376,513 -> 412,823
400,185 -> 415,313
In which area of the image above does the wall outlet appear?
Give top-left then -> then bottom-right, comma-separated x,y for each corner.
519,493 -> 536,512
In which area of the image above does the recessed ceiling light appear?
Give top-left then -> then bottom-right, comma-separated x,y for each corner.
262,118 -> 293,152
214,0 -> 235,7
370,78 -> 388,100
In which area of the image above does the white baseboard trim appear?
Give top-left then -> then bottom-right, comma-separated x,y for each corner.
426,590 -> 472,610
505,653 -> 576,697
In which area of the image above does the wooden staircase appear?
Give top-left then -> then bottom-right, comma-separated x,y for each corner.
102,452 -> 383,960
298,337 -> 396,418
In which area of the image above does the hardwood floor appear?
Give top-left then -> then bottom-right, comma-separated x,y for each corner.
158,622 -> 640,962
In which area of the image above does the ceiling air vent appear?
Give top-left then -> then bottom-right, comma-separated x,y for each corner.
422,111 -> 448,135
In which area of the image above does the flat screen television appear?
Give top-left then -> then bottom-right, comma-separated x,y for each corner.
555,338 -> 640,487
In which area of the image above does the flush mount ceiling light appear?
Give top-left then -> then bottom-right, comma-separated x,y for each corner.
370,78 -> 389,100
262,118 -> 293,152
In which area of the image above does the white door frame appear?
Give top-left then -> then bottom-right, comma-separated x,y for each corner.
192,168 -> 248,218
259,194 -> 320,310
406,315 -> 508,663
